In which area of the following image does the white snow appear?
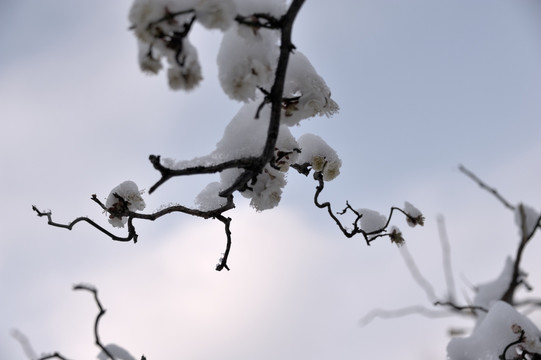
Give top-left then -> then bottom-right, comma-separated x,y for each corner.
403,201 -> 424,227
195,0 -> 236,31
280,51 -> 339,126
97,343 -> 136,360
515,203 -> 540,237
447,301 -> 541,360
358,208 -> 387,233
106,181 -> 146,228
195,182 -> 227,211
473,256 -> 515,310
217,26 -> 278,101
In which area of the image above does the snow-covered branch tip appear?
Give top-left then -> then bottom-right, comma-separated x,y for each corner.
310,170 -> 424,246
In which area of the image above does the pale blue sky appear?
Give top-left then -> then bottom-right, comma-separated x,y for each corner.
1,1 -> 541,359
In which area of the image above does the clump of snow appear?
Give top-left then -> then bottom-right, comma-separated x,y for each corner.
358,208 -> 387,233
213,99 -> 298,161
106,181 -> 146,228
403,201 -> 424,227
280,51 -> 339,126
195,0 -> 236,30
195,182 -> 227,211
447,301 -> 541,360
296,133 -> 341,181
217,26 -> 278,101
515,203 -> 540,237
97,343 -> 136,360
473,256 -> 516,310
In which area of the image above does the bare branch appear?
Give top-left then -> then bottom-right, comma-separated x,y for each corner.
215,215 -> 232,271
458,164 -> 515,211
11,329 -> 38,360
32,205 -> 135,243
501,204 -> 538,304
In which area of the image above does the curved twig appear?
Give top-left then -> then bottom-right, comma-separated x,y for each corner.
73,284 -> 115,360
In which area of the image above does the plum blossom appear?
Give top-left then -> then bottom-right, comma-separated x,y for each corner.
296,133 -> 341,181
105,181 -> 146,228
403,201 -> 424,227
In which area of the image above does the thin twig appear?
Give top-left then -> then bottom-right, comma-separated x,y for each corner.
73,284 -> 115,360
458,165 -> 515,211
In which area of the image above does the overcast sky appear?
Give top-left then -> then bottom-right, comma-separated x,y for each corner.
1,0 -> 541,359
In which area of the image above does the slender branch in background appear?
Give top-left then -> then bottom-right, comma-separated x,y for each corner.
437,215 -> 456,302
11,329 -> 39,360
458,164 -> 515,211
458,165 -> 541,305
73,284 -> 116,360
399,245 -> 438,303
37,353 -> 71,360
359,305 -> 452,326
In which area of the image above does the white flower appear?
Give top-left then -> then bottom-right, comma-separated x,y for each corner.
322,160 -> 341,181
242,166 -> 286,211
106,181 -> 145,228
166,40 -> 202,91
137,41 -> 162,74
296,133 -> 341,181
389,226 -> 405,247
403,201 -> 424,227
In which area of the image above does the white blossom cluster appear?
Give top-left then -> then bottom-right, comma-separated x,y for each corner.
126,0 -> 343,212
130,0 -> 237,90
105,180 -> 146,228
